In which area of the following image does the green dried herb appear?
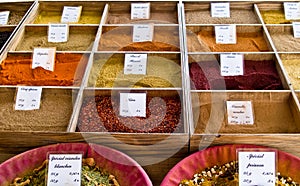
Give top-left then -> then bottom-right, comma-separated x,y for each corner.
10,158 -> 120,186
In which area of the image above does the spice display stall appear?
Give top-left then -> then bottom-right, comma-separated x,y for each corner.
1,0 -> 300,185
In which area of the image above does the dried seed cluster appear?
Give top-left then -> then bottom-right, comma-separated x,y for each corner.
77,95 -> 182,133
179,161 -> 299,186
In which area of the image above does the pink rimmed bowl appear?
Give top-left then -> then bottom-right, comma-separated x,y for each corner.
161,144 -> 300,185
0,143 -> 152,186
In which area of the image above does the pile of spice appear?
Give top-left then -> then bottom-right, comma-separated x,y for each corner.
189,60 -> 283,90
7,11 -> 27,25
98,27 -> 180,51
196,30 -> 270,52
185,9 -> 259,24
0,89 -> 73,132
281,58 -> 300,90
260,10 -> 296,24
107,12 -> 178,24
179,161 -> 298,186
34,10 -> 102,24
269,31 -> 300,52
10,158 -> 120,186
0,53 -> 88,86
91,55 -> 181,88
15,29 -> 96,51
77,95 -> 183,133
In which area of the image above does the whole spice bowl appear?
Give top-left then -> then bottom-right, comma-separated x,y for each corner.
161,144 -> 300,185
0,142 -> 152,186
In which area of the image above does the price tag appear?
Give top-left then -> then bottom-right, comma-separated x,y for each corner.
226,101 -> 254,125
284,2 -> 300,20
120,93 -> 146,117
0,11 -> 9,25
239,151 -> 276,186
293,22 -> 300,38
124,53 -> 147,75
47,154 -> 82,186
48,24 -> 69,43
132,24 -> 154,42
131,3 -> 150,19
61,6 -> 82,23
220,53 -> 243,76
211,2 -> 230,18
32,48 -> 56,71
15,86 -> 42,110
215,25 -> 236,44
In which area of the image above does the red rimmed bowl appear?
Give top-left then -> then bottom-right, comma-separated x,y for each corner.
161,144 -> 300,185
0,143 -> 152,186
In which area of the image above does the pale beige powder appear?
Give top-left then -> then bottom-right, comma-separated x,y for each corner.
0,89 -> 73,132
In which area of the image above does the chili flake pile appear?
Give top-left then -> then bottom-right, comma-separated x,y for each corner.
10,158 -> 120,186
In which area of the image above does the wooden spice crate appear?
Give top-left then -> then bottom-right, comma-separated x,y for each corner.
0,87 -> 78,132
69,88 -> 188,134
25,0 -> 106,25
183,1 -> 262,24
266,25 -> 300,52
278,53 -> 300,90
185,25 -> 275,52
1,1 -> 300,186
0,1 -> 35,54
189,90 -> 300,158
98,25 -> 181,52
8,25 -> 99,52
187,53 -> 290,90
102,1 -> 179,24
87,52 -> 183,88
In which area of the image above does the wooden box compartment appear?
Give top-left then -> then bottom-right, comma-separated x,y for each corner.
87,52 -> 183,88
190,91 -> 300,134
0,87 -> 78,132
70,88 -> 187,134
256,2 -> 297,24
0,52 -> 90,87
279,53 -> 300,90
0,1 -> 34,26
25,1 -> 106,25
8,25 -> 98,52
183,1 -> 262,24
267,25 -> 300,52
185,25 -> 274,52
102,1 -> 179,24
0,26 -> 16,55
98,25 -> 181,52
187,53 -> 290,90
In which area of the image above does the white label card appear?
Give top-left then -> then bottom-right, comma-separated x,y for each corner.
61,6 -> 82,23
211,2 -> 230,18
239,151 -> 276,186
124,53 -> 147,75
284,2 -> 300,20
226,101 -> 254,125
132,24 -> 154,42
293,22 -> 300,38
48,24 -> 69,43
15,86 -> 42,110
220,53 -> 243,76
215,25 -> 236,44
131,3 -> 150,19
32,48 -> 56,71
47,154 -> 82,186
0,11 -> 9,25
120,93 -> 146,117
